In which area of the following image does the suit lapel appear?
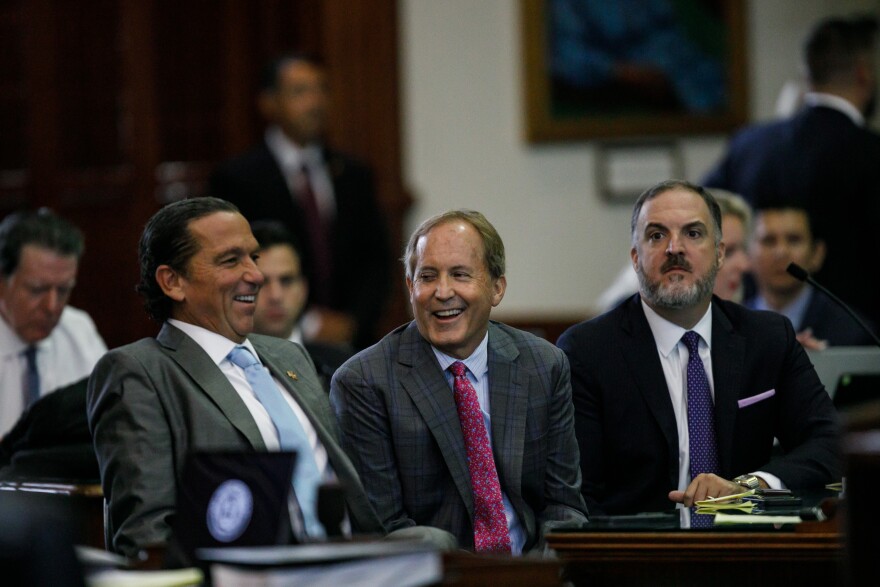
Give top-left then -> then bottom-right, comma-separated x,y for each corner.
710,303 -> 747,477
157,323 -> 266,450
398,323 -> 475,515
622,299 -> 679,475
486,324 -> 525,500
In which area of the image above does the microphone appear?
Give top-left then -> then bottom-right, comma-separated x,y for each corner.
786,262 -> 880,348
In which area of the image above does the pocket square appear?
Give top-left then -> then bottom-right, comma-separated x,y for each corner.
738,389 -> 775,409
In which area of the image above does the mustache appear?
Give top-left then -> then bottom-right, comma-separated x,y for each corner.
661,254 -> 692,273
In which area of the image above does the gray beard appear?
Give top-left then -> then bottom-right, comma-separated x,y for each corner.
637,263 -> 718,309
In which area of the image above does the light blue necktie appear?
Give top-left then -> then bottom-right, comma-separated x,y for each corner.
227,345 -> 324,538
23,346 -> 40,407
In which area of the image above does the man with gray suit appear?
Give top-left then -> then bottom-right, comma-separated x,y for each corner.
331,210 -> 588,555
87,197 -> 383,559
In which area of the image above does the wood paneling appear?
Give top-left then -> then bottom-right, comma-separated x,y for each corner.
0,0 -> 410,348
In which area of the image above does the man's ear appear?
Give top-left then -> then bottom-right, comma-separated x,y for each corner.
810,239 -> 827,273
156,265 -> 185,302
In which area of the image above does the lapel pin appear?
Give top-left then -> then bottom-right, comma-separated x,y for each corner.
286,370 -> 298,381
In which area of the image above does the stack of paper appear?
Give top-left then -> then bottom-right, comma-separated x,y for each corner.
694,489 -> 757,515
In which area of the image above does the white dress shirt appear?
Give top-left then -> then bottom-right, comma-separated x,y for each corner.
167,319 -> 330,477
264,126 -> 336,222
1,306 -> 107,437
432,332 -> 526,555
640,300 -> 782,494
803,92 -> 865,127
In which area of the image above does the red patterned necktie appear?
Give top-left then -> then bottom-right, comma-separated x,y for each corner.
449,361 -> 511,553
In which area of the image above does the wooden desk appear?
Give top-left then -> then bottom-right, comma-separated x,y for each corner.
547,525 -> 844,587
0,480 -> 104,550
441,551 -> 562,586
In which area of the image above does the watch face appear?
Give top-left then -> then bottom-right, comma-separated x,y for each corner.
736,475 -> 759,489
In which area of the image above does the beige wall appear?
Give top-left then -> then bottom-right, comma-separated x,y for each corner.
399,0 -> 877,320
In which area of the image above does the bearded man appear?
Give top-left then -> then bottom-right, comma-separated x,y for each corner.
557,180 -> 840,516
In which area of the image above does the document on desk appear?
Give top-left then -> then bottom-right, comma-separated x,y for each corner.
85,568 -> 204,587
694,489 -> 757,513
210,550 -> 442,587
713,512 -> 802,526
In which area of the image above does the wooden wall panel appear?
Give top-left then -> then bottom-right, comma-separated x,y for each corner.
0,0 -> 410,348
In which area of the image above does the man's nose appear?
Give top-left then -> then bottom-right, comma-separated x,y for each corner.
244,259 -> 265,286
433,275 -> 454,299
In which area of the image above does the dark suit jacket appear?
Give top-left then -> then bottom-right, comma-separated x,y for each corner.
87,323 -> 383,558
0,378 -> 98,482
745,286 -> 878,347
330,321 -> 588,552
304,340 -> 354,393
209,141 -> 391,348
557,295 -> 841,516
703,105 -> 880,334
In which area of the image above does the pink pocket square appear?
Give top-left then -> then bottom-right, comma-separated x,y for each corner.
738,389 -> 776,408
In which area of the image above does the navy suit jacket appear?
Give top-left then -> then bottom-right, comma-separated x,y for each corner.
209,141 -> 391,348
703,105 -> 880,334
330,321 -> 588,552
557,295 -> 841,515
745,286 -> 877,347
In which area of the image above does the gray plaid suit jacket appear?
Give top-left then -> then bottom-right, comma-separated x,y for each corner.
88,323 -> 383,558
330,320 -> 588,552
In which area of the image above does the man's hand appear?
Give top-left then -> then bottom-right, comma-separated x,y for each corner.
668,473 -> 747,507
796,328 -> 828,350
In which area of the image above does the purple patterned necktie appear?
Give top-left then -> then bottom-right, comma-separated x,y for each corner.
682,331 -> 719,480
449,361 -> 511,553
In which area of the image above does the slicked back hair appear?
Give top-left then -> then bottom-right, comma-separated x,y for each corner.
137,197 -> 240,323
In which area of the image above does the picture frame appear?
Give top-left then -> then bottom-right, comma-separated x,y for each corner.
521,0 -> 748,142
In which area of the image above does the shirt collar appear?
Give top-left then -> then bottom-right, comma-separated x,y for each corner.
167,319 -> 259,366
264,126 -> 323,171
803,92 -> 865,127
750,285 -> 813,331
431,331 -> 490,381
640,298 -> 713,358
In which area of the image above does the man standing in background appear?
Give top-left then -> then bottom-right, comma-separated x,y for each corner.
210,53 -> 391,349
703,14 -> 880,332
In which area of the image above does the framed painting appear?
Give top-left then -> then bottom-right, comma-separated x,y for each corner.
522,0 -> 748,142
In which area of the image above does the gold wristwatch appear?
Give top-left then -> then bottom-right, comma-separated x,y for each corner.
733,474 -> 761,490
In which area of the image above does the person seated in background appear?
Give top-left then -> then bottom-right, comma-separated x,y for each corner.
595,188 -> 753,312
557,180 -> 840,517
250,220 -> 354,392
87,197 -> 384,559
745,204 -> 877,349
0,209 -> 106,439
331,209 -> 588,555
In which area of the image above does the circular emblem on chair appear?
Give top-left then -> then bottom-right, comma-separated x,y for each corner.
206,479 -> 253,542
